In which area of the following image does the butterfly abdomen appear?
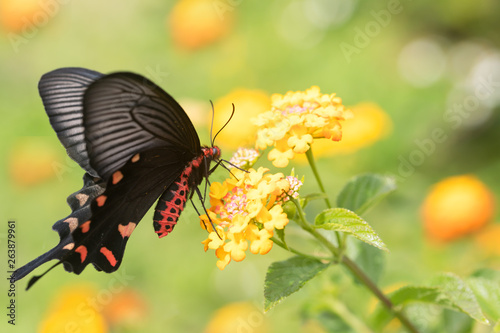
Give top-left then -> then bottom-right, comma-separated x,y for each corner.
152,147 -> 220,238
153,172 -> 190,238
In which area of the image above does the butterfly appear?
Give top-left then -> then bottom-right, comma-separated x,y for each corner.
11,67 -> 225,289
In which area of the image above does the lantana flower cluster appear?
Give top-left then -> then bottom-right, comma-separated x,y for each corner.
253,86 -> 353,167
200,167 -> 302,270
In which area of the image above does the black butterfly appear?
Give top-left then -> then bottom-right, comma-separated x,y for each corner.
11,68 -> 223,289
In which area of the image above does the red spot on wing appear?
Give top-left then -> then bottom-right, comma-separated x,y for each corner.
96,195 -> 107,207
131,154 -> 140,163
75,245 -> 87,263
112,171 -> 123,184
80,220 -> 91,233
100,247 -> 117,267
118,222 -> 137,238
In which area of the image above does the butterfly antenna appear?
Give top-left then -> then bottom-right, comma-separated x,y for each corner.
25,261 -> 62,290
212,103 -> 235,146
209,100 -> 215,147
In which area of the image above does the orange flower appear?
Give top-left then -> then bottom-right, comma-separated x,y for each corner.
311,102 -> 392,157
39,284 -> 107,333
102,289 -> 148,327
204,302 -> 269,333
475,224 -> 500,256
9,138 -> 61,187
0,0 -> 57,33
421,175 -> 495,241
168,0 -> 234,50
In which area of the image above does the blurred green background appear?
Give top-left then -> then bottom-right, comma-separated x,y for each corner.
1,0 -> 499,332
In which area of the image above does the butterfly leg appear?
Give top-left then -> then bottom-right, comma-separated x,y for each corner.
193,186 -> 222,239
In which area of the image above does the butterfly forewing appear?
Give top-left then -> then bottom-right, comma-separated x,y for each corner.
83,73 -> 200,179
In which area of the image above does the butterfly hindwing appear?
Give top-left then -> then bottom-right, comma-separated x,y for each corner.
11,173 -> 106,281
60,147 -> 191,274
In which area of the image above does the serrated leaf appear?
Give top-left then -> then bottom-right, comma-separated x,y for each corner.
337,174 -> 396,215
430,273 -> 488,324
466,277 -> 500,323
264,256 -> 329,311
315,208 -> 388,252
373,275 -> 491,329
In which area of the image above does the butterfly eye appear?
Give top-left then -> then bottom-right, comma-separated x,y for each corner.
212,147 -> 220,158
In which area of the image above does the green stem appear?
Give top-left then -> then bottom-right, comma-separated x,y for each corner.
290,198 -> 420,333
341,256 -> 420,333
270,236 -> 327,261
305,148 -> 343,250
291,198 -> 338,257
305,148 -> 332,208
323,298 -> 375,333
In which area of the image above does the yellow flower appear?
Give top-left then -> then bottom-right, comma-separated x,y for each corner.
200,167 -> 303,269
253,86 -> 353,167
204,302 -> 269,333
9,137 -> 62,187
288,133 -> 313,153
212,89 -> 271,149
39,284 -> 107,333
311,102 -> 392,157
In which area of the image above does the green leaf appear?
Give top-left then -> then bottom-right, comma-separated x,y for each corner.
381,274 -> 488,324
275,228 -> 287,248
429,273 -> 488,324
315,208 -> 388,252
389,286 -> 443,305
467,276 -> 500,323
264,256 -> 329,311
337,174 -> 396,215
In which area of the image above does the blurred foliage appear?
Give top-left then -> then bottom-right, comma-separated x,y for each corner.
1,0 -> 499,332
